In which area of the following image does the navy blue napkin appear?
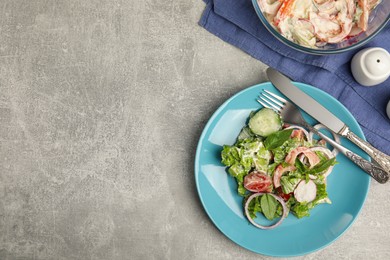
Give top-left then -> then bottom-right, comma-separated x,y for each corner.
199,0 -> 390,154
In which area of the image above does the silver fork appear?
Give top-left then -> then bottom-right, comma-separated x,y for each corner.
258,90 -> 389,184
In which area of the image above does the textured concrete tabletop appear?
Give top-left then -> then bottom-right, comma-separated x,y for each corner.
1,1 -> 390,259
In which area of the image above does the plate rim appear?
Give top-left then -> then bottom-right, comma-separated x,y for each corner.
194,82 -> 371,257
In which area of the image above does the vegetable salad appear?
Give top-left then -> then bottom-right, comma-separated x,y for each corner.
258,0 -> 383,48
221,108 -> 337,228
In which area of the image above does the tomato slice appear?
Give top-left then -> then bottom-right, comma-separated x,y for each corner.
243,171 -> 273,193
276,187 -> 292,201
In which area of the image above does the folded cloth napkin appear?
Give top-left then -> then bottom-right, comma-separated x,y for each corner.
199,0 -> 390,155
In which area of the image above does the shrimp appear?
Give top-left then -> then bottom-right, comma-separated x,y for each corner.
312,0 -> 337,15
348,25 -> 363,37
357,0 -> 369,31
258,0 -> 283,15
368,0 -> 382,10
327,0 -> 355,43
274,0 -> 297,25
309,12 -> 341,42
274,0 -> 314,25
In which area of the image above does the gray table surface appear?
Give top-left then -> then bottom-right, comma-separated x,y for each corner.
1,1 -> 389,259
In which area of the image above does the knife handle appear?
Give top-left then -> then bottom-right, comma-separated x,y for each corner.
345,151 -> 389,184
345,130 -> 390,174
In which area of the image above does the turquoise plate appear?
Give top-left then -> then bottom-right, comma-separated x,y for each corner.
195,82 -> 370,257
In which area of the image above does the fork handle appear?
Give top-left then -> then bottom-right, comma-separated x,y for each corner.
345,130 -> 390,174
302,122 -> 389,183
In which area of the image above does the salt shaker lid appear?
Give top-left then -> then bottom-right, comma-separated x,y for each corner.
363,48 -> 390,78
351,47 -> 390,87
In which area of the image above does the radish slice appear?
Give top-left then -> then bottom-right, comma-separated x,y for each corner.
309,124 -> 340,157
294,180 -> 317,203
244,193 -> 287,229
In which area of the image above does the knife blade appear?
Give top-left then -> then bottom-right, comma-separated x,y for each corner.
266,67 -> 390,174
266,68 -> 346,134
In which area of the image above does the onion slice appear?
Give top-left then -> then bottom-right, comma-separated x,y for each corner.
244,193 -> 287,229
284,125 -> 312,142
309,124 -> 340,157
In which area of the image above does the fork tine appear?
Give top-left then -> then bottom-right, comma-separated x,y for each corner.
264,90 -> 287,103
260,92 -> 284,107
257,99 -> 279,112
258,96 -> 281,112
257,99 -> 273,110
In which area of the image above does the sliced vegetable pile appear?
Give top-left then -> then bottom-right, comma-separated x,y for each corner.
257,0 -> 383,48
221,108 -> 337,229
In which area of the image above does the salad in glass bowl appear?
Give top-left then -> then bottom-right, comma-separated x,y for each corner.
252,0 -> 390,54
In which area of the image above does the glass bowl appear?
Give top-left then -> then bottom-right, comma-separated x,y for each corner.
252,0 -> 390,55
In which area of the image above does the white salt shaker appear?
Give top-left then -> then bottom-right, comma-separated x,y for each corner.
387,100 -> 390,120
351,47 -> 390,87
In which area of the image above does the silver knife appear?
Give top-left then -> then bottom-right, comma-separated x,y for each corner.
266,67 -> 390,174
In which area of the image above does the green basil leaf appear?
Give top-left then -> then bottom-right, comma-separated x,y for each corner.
315,151 -> 328,162
295,158 -> 307,173
307,157 -> 337,175
264,129 -> 293,150
260,194 -> 278,220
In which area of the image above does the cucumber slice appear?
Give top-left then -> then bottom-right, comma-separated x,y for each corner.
237,127 -> 255,141
248,108 -> 282,136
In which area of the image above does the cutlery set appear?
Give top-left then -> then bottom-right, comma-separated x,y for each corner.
265,68 -> 390,183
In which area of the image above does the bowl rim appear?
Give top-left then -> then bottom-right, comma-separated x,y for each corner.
251,0 -> 390,55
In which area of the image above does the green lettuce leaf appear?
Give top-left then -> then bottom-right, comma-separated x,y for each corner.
272,138 -> 303,164
222,137 -> 272,197
221,145 -> 240,167
237,181 -> 247,196
227,164 -> 245,180
280,176 -> 301,194
246,195 -> 262,219
292,202 -> 310,218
